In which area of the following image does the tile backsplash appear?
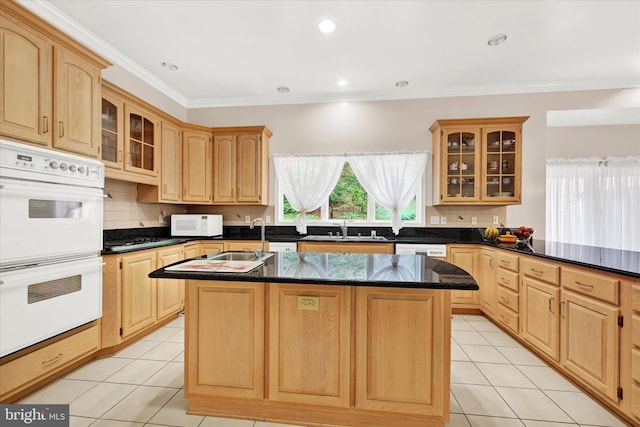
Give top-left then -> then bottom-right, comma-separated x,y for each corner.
425,205 -> 507,228
103,179 -> 186,230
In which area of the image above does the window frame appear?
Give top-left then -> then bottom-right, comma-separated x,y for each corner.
275,171 -> 424,227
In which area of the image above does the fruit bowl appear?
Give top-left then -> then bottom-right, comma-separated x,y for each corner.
513,226 -> 535,248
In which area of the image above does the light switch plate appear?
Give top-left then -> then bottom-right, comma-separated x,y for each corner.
471,216 -> 478,225
430,216 -> 440,225
265,215 -> 271,224
245,215 -> 251,224
492,215 -> 499,225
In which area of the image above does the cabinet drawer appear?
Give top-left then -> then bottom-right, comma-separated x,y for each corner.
561,267 -> 619,305
497,286 -> 519,313
497,251 -> 519,272
497,269 -> 519,292
0,324 -> 99,399
496,305 -> 519,334
521,258 -> 559,285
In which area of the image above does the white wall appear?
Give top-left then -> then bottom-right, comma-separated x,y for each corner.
185,88 -> 640,237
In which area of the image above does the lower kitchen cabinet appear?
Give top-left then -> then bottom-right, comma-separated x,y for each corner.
521,276 -> 560,361
479,248 -> 497,316
355,287 -> 450,416
0,323 -> 100,402
121,250 -> 157,339
447,245 -> 480,308
225,240 -> 267,253
297,241 -> 394,254
268,284 -> 351,407
560,289 -> 620,401
186,280 -> 265,399
102,245 -> 185,351
156,246 -> 184,321
631,283 -> 640,421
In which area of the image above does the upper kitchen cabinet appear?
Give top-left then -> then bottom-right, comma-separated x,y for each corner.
430,116 -> 528,205
101,81 -> 159,186
0,1 -> 109,153
182,126 -> 213,203
212,126 -> 271,205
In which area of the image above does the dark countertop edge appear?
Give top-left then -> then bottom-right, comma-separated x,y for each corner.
148,269 -> 479,291
103,229 -> 640,280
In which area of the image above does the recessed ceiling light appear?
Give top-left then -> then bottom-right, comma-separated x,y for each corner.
487,33 -> 507,46
277,86 -> 290,93
318,19 -> 336,34
395,80 -> 409,88
337,79 -> 348,87
161,61 -> 178,71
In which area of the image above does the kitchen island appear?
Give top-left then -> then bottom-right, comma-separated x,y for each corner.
150,251 -> 477,427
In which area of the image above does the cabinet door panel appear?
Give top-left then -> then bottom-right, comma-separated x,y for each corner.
521,277 -> 559,360
0,19 -> 51,145
480,249 -> 496,315
157,247 -> 184,320
236,134 -> 261,203
187,281 -> 264,399
182,130 -> 211,202
355,287 -> 449,416
560,290 -> 620,402
212,135 -> 236,202
54,48 -> 100,157
448,246 -> 479,306
269,284 -> 350,407
160,122 -> 181,202
121,252 -> 156,338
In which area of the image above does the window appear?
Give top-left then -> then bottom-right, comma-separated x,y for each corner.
278,162 -> 422,226
546,156 -> 640,251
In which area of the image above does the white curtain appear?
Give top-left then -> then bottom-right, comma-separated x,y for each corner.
273,154 -> 344,234
347,152 -> 428,235
546,156 -> 640,251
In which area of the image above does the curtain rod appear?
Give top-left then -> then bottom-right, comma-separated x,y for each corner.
273,150 -> 430,158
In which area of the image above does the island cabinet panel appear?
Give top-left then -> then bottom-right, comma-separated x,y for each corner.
560,290 -> 620,402
186,281 -> 264,399
355,287 -> 450,418
268,284 -> 351,407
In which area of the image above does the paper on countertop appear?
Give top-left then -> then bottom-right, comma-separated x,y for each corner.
165,259 -> 263,273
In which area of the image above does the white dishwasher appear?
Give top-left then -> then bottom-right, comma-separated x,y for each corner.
395,243 -> 447,258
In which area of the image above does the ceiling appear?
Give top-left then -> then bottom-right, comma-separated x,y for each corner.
22,0 -> 640,108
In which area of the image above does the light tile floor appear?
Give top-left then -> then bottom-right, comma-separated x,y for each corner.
21,314 -> 631,427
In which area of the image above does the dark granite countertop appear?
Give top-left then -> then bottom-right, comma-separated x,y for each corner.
149,252 -> 479,290
105,226 -> 640,279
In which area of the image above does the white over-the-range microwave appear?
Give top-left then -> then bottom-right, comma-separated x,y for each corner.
171,214 -> 223,237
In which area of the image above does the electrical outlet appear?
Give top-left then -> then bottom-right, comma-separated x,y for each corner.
158,214 -> 164,223
492,215 -> 499,225
265,215 -> 271,224
440,216 -> 447,225
471,216 -> 478,225
430,215 -> 440,225
245,215 -> 251,224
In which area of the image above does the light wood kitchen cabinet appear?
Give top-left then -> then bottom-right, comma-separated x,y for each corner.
211,126 -> 271,205
53,47 -> 101,157
124,103 -> 159,177
447,245 -> 480,308
430,116 -> 528,205
186,280 -> 265,399
200,242 -> 225,256
0,2 -> 109,152
182,127 -> 212,203
631,283 -> 640,421
136,120 -> 183,203
101,89 -> 124,170
496,250 -> 520,334
121,250 -> 157,339
156,246 -> 184,321
560,289 -> 620,402
355,286 -> 450,417
0,323 -> 100,402
479,248 -> 497,316
297,241 -> 394,254
0,16 -> 51,146
269,284 -> 351,407
521,276 -> 560,361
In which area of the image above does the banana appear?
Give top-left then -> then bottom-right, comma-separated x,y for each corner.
485,226 -> 499,240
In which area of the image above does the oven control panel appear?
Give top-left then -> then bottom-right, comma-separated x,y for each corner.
0,139 -> 104,188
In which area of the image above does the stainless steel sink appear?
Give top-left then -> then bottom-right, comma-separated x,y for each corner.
208,251 -> 274,262
301,235 -> 389,241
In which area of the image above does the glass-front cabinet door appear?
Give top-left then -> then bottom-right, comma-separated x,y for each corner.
482,126 -> 521,203
124,104 -> 158,176
443,128 -> 480,202
101,94 -> 123,169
